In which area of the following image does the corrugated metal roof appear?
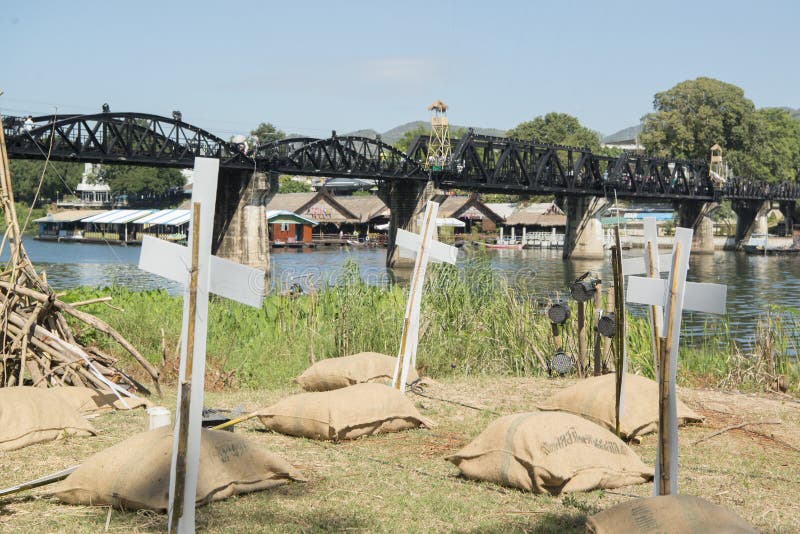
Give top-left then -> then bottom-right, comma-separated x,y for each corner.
133,209 -> 191,226
34,210 -> 104,223
81,209 -> 155,224
267,210 -> 318,225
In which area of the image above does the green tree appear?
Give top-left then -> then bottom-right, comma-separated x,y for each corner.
506,112 -> 601,150
278,175 -> 312,193
394,125 -> 430,153
99,165 -> 185,196
730,108 -> 800,183
639,77 -> 755,161
640,78 -> 800,183
250,122 -> 286,144
8,160 -> 82,203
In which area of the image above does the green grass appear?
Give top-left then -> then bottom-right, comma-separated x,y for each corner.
1,376 -> 798,533
61,259 -> 799,394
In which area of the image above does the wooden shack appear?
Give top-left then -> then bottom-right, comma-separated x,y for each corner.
267,210 -> 318,247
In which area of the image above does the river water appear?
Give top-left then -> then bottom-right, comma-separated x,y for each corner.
4,238 -> 799,347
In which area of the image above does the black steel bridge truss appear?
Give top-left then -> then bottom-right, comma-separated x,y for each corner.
4,113 -> 798,203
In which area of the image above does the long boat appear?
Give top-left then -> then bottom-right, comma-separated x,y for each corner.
483,242 -> 524,250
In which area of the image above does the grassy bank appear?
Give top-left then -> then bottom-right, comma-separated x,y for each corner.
1,377 -> 798,532
63,259 -> 799,394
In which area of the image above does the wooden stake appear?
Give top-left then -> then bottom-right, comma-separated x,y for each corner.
592,281 -> 603,376
602,286 -> 614,369
576,301 -> 586,377
611,226 -> 626,437
658,242 -> 682,496
170,202 -> 201,534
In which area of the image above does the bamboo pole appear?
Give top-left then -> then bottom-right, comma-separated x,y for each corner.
170,202 -> 201,534
658,242 -> 682,496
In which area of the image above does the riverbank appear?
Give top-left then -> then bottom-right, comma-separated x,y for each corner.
1,376 -> 798,533
62,260 -> 799,394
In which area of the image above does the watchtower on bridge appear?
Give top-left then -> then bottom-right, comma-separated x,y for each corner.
425,100 -> 451,171
709,143 -> 726,186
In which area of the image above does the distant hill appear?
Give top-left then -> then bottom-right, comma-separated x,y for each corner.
345,121 -> 506,145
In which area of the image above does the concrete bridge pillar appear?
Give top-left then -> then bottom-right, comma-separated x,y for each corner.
212,168 -> 276,272
559,196 -> 606,260
731,200 -> 769,251
779,201 -> 796,238
676,201 -> 715,254
378,180 -> 436,267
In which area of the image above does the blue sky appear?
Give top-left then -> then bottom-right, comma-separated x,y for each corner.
2,0 -> 798,139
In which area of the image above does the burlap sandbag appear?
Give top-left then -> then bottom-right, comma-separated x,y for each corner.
446,412 -> 653,494
0,386 -> 96,451
48,386 -> 150,414
296,352 -> 420,392
586,495 -> 758,533
257,382 -> 433,440
53,426 -> 305,511
538,373 -> 703,440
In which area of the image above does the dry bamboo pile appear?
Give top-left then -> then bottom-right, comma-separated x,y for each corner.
0,114 -> 160,396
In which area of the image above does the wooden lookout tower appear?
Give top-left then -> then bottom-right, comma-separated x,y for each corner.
709,143 -> 725,186
426,100 -> 451,171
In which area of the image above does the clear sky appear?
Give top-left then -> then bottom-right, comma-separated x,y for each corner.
2,0 -> 798,139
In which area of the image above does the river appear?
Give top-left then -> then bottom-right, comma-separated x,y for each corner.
4,237 -> 799,348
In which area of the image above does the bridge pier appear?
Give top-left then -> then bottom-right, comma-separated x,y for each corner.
559,196 -> 606,260
779,201 -> 796,238
378,180 -> 436,268
730,200 -> 769,251
676,201 -> 715,254
212,168 -> 276,273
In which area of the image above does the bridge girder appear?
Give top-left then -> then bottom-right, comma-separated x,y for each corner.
3,113 -> 798,202
3,112 -> 253,169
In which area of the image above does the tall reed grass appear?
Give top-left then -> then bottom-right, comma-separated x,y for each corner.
64,257 -> 799,393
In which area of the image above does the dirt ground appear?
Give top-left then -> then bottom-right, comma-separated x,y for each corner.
1,376 -> 798,533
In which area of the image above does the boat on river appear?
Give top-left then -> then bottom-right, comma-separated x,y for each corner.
743,233 -> 800,255
483,242 -> 524,250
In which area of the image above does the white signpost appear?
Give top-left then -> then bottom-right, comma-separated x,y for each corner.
626,225 -> 727,495
392,201 -> 458,390
138,158 -> 266,533
618,218 -> 672,413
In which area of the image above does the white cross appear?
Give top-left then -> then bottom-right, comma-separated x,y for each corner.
138,158 -> 265,533
392,201 -> 458,390
617,218 -> 672,414
626,225 -> 727,496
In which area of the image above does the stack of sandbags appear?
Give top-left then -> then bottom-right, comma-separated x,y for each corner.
0,387 -> 96,451
52,426 -> 305,511
296,352 -> 419,391
586,495 -> 758,533
257,383 -> 433,441
538,373 -> 703,440
447,412 -> 653,494
48,386 -> 150,414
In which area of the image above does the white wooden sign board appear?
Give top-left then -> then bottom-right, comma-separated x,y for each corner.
392,201 -> 457,390
618,218 -> 671,414
138,157 -> 265,533
626,225 -> 727,495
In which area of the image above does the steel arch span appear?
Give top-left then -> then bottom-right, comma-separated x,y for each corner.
3,112 -> 254,169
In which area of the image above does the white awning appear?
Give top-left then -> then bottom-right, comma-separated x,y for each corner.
80,209 -> 156,224
436,217 -> 466,228
375,217 -> 465,231
133,209 -> 191,226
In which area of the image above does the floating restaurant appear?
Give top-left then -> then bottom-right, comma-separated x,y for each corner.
34,209 -> 190,245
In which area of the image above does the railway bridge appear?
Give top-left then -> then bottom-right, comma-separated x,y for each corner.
4,112 -> 797,268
